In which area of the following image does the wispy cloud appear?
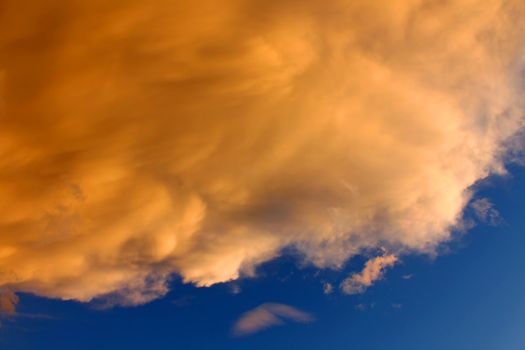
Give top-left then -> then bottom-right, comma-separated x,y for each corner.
341,255 -> 398,295
171,295 -> 194,308
354,303 -> 375,312
323,283 -> 334,295
233,303 -> 313,336
471,198 -> 501,226
229,284 -> 242,295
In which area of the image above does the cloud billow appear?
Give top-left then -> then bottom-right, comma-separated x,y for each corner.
0,0 -> 524,305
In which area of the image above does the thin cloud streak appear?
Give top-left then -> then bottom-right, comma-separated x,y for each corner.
233,303 -> 314,336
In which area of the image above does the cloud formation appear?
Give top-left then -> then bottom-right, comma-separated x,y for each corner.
0,0 -> 524,305
470,198 -> 501,226
233,303 -> 313,336
340,255 -> 398,295
0,288 -> 19,317
323,283 -> 334,295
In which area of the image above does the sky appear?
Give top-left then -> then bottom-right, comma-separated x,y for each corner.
1,0 -> 525,349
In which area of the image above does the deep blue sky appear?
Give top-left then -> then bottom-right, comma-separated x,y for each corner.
2,166 -> 525,350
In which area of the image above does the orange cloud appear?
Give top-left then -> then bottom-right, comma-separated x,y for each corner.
0,288 -> 19,317
340,255 -> 398,295
0,0 -> 524,305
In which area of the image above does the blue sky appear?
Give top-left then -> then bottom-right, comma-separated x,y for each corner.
2,166 -> 525,350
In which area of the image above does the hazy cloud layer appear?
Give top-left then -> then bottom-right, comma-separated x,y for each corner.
340,255 -> 398,295
233,303 -> 313,336
0,0 -> 524,305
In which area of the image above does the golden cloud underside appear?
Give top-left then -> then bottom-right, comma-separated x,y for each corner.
0,0 -> 523,303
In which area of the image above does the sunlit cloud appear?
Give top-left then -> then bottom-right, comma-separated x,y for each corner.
233,303 -> 313,336
0,288 -> 19,318
0,0 -> 524,306
340,255 -> 398,295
